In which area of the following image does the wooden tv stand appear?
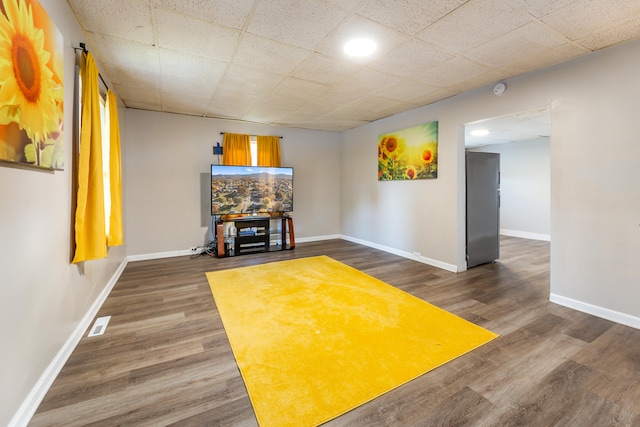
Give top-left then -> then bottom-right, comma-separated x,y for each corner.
215,215 -> 295,257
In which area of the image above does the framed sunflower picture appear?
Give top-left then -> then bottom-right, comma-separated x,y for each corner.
378,121 -> 438,181
0,0 -> 64,170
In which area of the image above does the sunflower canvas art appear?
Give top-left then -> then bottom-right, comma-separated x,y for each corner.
0,0 -> 64,170
378,121 -> 438,181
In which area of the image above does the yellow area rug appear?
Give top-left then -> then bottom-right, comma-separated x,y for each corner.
206,256 -> 498,427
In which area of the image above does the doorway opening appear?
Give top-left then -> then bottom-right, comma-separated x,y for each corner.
464,107 -> 551,268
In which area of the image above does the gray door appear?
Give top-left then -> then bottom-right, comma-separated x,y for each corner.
466,152 -> 500,268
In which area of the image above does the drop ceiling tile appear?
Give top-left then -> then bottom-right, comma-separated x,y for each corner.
232,34 -> 311,76
314,15 -> 410,63
502,42 -> 588,74
292,54 -> 362,85
102,64 -> 160,91
243,105 -> 297,124
154,0 -> 255,30
413,56 -> 493,88
576,18 -> 640,51
348,95 -> 403,113
160,77 -> 217,99
67,0 -> 153,43
409,88 -> 457,106
306,118 -> 370,132
217,64 -> 284,96
113,83 -> 161,105
332,108 -> 386,122
123,100 -> 162,111
369,39 -> 455,78
271,78 -> 329,102
337,68 -> 403,93
374,80 -> 440,103
158,50 -> 227,82
313,86 -> 366,106
448,68 -> 509,93
274,110 -> 322,124
155,10 -> 241,62
376,101 -> 424,119
206,103 -> 252,121
210,87 -> 263,110
322,0 -> 364,12
417,0 -> 532,54
509,0 -> 577,18
247,95 -> 307,114
248,0 -> 346,49
162,93 -> 210,115
158,52 -> 226,98
542,0 -> 640,41
355,0 -> 469,35
464,22 -> 568,68
209,85 -> 265,111
294,100 -> 343,117
91,34 -> 159,74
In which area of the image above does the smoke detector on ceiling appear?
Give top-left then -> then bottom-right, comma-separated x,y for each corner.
493,82 -> 507,96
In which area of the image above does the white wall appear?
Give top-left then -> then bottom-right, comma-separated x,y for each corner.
124,110 -> 342,257
340,38 -> 640,325
470,138 -> 551,239
0,1 -> 127,426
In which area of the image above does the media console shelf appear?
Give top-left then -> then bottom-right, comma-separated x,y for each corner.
215,215 -> 295,257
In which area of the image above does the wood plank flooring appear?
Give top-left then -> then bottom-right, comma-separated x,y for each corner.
30,237 -> 640,426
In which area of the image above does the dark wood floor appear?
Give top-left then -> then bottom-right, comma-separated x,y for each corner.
31,237 -> 640,426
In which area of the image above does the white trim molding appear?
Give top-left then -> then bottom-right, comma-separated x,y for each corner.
10,258 -> 128,427
340,234 -> 458,273
127,234 -> 458,272
127,249 -> 192,262
550,293 -> 640,330
500,229 -> 550,241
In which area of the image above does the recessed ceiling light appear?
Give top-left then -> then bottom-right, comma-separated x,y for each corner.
470,129 -> 490,136
343,38 -> 377,57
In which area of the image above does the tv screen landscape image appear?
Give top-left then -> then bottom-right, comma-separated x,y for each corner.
211,165 -> 293,215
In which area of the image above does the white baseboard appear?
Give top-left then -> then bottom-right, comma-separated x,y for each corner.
10,258 -> 128,427
339,234 -> 458,273
550,293 -> 640,330
126,235 -> 458,273
125,238 -> 343,262
500,229 -> 550,241
127,249 -> 192,262
296,234 -> 341,243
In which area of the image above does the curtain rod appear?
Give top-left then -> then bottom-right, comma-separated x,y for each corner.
74,43 -> 109,91
220,132 -> 283,139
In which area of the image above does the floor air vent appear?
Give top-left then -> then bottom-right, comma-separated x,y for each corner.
88,316 -> 111,337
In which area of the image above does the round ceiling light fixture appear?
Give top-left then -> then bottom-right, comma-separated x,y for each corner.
343,38 -> 377,57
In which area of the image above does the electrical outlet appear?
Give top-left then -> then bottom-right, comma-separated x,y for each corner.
191,247 -> 198,252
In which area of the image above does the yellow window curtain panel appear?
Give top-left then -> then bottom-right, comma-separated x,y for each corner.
72,52 -> 106,263
107,90 -> 123,246
257,135 -> 281,166
222,133 -> 250,165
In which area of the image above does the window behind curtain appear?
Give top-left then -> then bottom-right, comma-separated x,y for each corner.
250,136 -> 257,166
78,72 -> 112,236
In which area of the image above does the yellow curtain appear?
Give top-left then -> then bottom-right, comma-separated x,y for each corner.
222,133 -> 251,165
107,90 -> 123,246
72,52 -> 106,263
257,135 -> 281,166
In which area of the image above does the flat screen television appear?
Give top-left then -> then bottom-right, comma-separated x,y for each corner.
211,165 -> 293,215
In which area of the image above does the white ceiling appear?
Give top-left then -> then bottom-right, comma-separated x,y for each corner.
465,107 -> 550,147
66,0 -> 640,132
